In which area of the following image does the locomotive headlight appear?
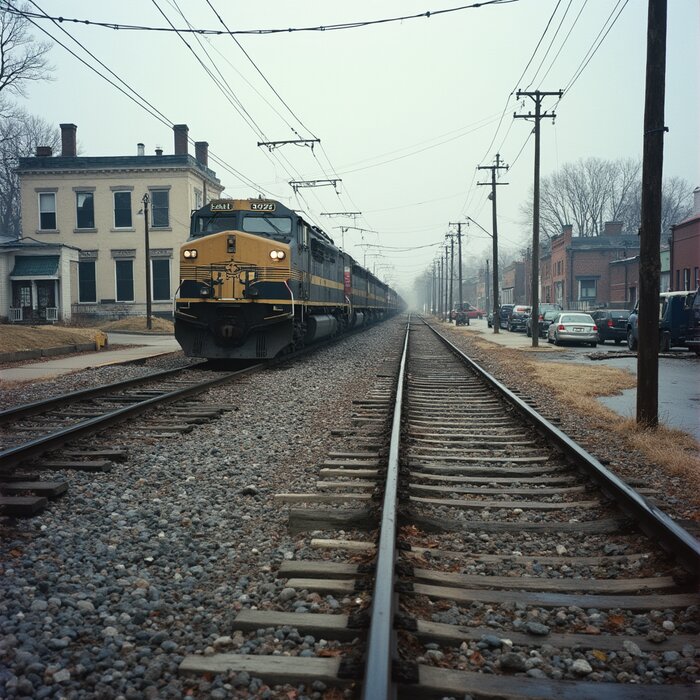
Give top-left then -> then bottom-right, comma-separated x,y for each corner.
183,249 -> 198,259
269,250 -> 286,260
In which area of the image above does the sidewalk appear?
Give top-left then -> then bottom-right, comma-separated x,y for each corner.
0,332 -> 180,383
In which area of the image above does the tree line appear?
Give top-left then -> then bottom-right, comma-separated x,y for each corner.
520,157 -> 692,242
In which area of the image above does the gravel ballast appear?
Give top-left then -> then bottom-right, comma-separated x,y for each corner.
0,320 -> 405,699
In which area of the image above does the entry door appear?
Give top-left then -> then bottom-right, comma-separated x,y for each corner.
36,280 -> 56,319
12,281 -> 32,320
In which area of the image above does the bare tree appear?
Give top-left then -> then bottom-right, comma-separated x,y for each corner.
0,110 -> 59,237
0,2 -> 53,97
520,157 -> 692,241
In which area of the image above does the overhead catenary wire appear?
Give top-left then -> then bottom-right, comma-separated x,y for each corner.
21,0 -> 284,197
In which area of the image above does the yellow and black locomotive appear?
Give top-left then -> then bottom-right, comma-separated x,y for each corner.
174,198 -> 401,359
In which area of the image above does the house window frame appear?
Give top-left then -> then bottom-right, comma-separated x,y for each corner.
151,258 -> 171,301
113,190 -> 133,229
78,260 -> 97,303
38,191 -> 57,231
578,278 -> 597,301
115,259 -> 135,302
75,188 -> 96,230
149,187 -> 170,229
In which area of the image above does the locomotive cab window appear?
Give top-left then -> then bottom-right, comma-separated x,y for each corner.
192,215 -> 239,238
242,215 -> 292,240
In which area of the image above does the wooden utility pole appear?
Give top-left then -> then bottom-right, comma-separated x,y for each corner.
437,258 -> 443,318
515,90 -> 562,347
444,244 -> 450,320
477,154 -> 509,334
449,222 -> 465,313
141,193 -> 152,331
485,259 -> 490,315
448,234 -> 455,320
637,0 -> 667,427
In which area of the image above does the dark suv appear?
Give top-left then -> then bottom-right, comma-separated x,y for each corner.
498,304 -> 515,329
590,309 -> 630,344
627,291 -> 695,351
507,305 -> 531,332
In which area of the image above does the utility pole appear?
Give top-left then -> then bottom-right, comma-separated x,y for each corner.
449,222 -> 465,314
437,258 -> 443,318
142,193 -> 152,331
477,154 -> 509,334
485,259 -> 490,316
637,0 -> 667,427
515,90 -> 562,347
448,234 -> 455,321
432,261 -> 437,315
444,244 -> 450,321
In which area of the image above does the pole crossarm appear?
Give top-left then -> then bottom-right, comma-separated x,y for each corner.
289,179 -> 341,193
258,139 -> 320,150
320,212 -> 361,217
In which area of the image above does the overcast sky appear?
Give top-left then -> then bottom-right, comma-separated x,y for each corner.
22,0 -> 700,300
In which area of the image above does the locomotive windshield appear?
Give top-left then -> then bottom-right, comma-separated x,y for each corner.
191,214 -> 238,238
242,215 -> 292,238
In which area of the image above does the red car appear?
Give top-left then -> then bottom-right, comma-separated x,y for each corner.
460,303 -> 484,319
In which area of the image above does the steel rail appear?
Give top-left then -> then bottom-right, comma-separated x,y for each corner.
361,317 -> 410,700
425,318 -> 700,576
0,363 -> 262,473
0,363 -> 206,421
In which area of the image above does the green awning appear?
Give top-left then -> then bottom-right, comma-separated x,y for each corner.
10,255 -> 59,277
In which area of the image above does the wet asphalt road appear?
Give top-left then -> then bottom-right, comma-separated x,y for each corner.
534,339 -> 700,441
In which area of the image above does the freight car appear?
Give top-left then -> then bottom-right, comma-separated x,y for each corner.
174,198 -> 401,360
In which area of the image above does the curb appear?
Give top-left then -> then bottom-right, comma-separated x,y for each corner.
0,342 -> 100,364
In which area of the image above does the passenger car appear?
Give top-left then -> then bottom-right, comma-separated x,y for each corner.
547,312 -> 598,346
498,304 -> 515,329
526,303 -> 562,337
626,291 -> 695,351
686,290 -> 700,356
590,309 -> 630,344
527,309 -> 560,338
507,305 -> 531,332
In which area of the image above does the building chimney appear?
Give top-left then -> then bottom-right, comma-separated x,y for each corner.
36,146 -> 53,157
155,146 -> 163,156
603,221 -> 623,236
137,143 -> 145,157
60,123 -> 77,157
693,186 -> 700,215
173,124 -> 189,155
195,141 -> 209,167
562,224 -> 573,238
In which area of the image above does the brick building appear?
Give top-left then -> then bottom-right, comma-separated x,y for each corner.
547,221 -> 640,309
501,260 -> 527,304
670,186 -> 700,291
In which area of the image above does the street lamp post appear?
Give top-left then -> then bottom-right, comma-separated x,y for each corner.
142,193 -> 152,331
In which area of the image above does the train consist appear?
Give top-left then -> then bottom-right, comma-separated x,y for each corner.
174,198 -> 402,360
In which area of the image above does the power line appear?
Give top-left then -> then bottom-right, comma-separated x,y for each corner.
4,1 -> 519,36
21,0 -> 283,197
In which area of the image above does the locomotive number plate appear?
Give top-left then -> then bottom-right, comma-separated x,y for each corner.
211,201 -> 233,211
250,202 -> 276,211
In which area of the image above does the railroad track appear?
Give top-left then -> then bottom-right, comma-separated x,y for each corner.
180,316 -> 699,698
0,363 -> 259,515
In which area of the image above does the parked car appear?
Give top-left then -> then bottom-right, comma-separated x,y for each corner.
527,309 -> 561,338
627,291 -> 696,351
507,305 -> 531,332
590,309 -> 631,344
526,303 -> 562,337
498,304 -> 515,329
547,312 -> 598,347
686,289 -> 700,356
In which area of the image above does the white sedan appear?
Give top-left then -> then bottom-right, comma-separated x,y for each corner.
547,312 -> 598,347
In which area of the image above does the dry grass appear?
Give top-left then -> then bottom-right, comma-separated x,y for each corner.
99,317 -> 174,333
0,325 -> 101,353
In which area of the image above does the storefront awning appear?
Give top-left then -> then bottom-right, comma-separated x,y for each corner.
10,255 -> 59,277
